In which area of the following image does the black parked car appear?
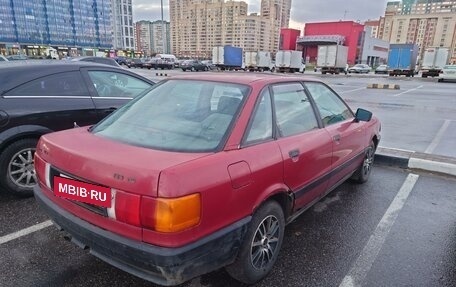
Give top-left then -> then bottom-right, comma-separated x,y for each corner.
130,58 -> 146,68
180,60 -> 209,71
114,56 -> 132,68
71,56 -> 121,67
0,61 -> 155,197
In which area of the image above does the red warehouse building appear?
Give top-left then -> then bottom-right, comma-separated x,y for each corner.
280,28 -> 301,50
298,21 -> 365,65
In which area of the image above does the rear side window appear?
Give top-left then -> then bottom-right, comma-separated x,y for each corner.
5,71 -> 88,97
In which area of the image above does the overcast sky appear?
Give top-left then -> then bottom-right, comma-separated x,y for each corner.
133,0 -> 390,31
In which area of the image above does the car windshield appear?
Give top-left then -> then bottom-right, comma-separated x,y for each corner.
91,80 -> 249,152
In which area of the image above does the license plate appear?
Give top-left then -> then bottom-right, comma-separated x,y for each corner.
54,176 -> 111,208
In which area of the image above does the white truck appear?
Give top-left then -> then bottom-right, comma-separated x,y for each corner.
275,50 -> 305,73
421,47 -> 450,78
244,51 -> 274,72
317,45 -> 348,74
45,47 -> 58,59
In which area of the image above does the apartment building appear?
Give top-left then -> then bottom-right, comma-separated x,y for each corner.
169,0 -> 292,58
135,20 -> 171,55
135,21 -> 152,56
111,0 -> 135,51
379,0 -> 456,63
364,20 -> 381,38
0,0 -> 112,57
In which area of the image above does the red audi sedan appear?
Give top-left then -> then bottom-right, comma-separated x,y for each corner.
34,74 -> 381,286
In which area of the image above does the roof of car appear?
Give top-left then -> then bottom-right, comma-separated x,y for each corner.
0,61 -> 125,92
169,73 -> 321,86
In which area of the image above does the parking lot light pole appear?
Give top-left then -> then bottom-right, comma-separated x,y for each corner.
161,0 -> 165,53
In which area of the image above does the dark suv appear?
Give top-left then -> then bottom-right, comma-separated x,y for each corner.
0,61 -> 154,197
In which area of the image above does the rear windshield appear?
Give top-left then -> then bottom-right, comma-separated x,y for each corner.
92,80 -> 249,152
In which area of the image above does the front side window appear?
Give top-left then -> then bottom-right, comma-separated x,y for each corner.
6,71 -> 88,97
87,71 -> 152,98
305,82 -> 353,126
92,80 -> 249,152
272,83 -> 319,137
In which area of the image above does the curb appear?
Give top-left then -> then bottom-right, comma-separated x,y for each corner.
374,147 -> 456,177
367,83 -> 400,90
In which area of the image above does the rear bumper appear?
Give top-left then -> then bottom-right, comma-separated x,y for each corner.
34,186 -> 250,286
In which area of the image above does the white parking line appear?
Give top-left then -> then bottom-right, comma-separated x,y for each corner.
392,85 -> 423,97
0,220 -> 53,245
339,173 -> 420,287
339,87 -> 366,94
425,119 -> 451,154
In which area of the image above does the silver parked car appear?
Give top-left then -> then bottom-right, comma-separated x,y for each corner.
374,64 -> 388,74
348,64 -> 371,74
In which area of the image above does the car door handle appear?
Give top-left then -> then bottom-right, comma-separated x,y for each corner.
288,149 -> 300,159
333,134 -> 341,142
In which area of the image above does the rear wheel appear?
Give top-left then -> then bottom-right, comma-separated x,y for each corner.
351,141 -> 375,183
0,138 -> 38,197
226,201 -> 285,284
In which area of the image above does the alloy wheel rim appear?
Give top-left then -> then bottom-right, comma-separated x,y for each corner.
250,215 -> 280,270
363,147 -> 374,176
8,148 -> 37,188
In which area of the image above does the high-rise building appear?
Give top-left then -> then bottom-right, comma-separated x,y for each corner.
135,21 -> 153,56
169,0 -> 292,58
379,0 -> 456,62
150,20 -> 171,54
364,20 -> 381,38
135,20 -> 171,56
111,0 -> 135,51
0,0 -> 112,57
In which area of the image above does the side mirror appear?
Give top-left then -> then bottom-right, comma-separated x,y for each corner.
355,108 -> 372,122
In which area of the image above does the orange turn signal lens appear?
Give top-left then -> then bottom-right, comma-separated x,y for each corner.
154,193 -> 201,233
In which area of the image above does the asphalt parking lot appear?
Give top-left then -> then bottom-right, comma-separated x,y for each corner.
1,166 -> 455,287
1,70 -> 455,287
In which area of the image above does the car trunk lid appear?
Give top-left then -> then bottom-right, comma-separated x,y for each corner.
38,127 -> 210,198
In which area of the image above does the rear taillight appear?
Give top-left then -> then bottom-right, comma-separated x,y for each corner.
113,191 -> 201,233
34,153 -> 46,185
114,190 -> 141,227
141,193 -> 201,233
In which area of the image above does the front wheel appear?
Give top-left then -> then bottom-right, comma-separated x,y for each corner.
0,138 -> 38,197
351,141 -> 375,183
226,201 -> 285,285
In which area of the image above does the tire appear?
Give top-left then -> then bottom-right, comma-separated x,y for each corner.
182,69 -> 186,72
204,67 -> 208,71
226,200 -> 285,285
0,138 -> 38,197
351,141 -> 375,184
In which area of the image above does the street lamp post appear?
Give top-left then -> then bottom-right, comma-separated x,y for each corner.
161,0 -> 166,54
